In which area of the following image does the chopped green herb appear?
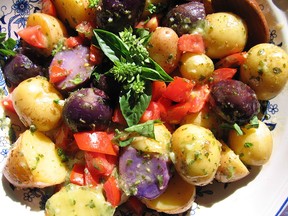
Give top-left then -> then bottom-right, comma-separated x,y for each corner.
244,142 -> 253,148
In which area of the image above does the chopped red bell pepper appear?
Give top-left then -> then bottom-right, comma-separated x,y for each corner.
74,131 -> 118,156
70,163 -> 85,186
17,25 -> 48,49
103,175 -> 121,207
162,76 -> 195,103
178,34 -> 205,54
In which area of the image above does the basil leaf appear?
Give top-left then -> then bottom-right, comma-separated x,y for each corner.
118,137 -> 134,147
120,88 -> 152,127
93,29 -> 129,63
147,58 -> 173,82
141,66 -> 172,82
125,120 -> 158,138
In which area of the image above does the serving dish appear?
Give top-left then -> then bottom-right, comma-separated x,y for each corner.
0,0 -> 288,215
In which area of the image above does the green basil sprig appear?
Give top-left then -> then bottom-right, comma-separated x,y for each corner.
93,28 -> 172,126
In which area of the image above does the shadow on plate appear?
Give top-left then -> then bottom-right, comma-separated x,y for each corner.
196,165 -> 262,207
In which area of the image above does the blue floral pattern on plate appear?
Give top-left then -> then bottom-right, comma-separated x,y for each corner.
0,0 -> 287,215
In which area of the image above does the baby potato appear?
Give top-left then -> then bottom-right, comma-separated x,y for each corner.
3,130 -> 68,188
45,184 -> 115,216
179,53 -> 214,83
52,0 -> 97,29
215,143 -> 249,183
26,13 -> 68,56
228,120 -> 273,166
12,76 -> 63,132
203,12 -> 248,59
180,105 -> 223,137
142,172 -> 196,214
147,27 -> 181,74
131,123 -> 171,155
171,124 -> 221,186
240,43 -> 288,100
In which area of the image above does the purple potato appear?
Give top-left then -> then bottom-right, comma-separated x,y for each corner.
62,87 -> 113,132
96,0 -> 145,33
162,1 -> 206,36
209,79 -> 260,124
3,54 -> 44,87
119,146 -> 171,199
49,45 -> 94,92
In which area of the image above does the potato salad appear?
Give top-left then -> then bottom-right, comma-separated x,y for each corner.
1,0 -> 287,215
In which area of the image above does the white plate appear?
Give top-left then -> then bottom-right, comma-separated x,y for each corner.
0,0 -> 288,215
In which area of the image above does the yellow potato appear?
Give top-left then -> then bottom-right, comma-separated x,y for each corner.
171,124 -> 221,186
12,76 -> 63,132
45,184 -> 115,216
52,0 -> 97,28
240,43 -> 288,100
215,143 -> 249,183
3,130 -> 67,188
179,53 -> 214,83
147,27 -> 181,74
228,120 -> 273,166
203,12 -> 248,59
180,105 -> 223,138
142,172 -> 196,214
131,123 -> 171,155
27,13 -> 68,56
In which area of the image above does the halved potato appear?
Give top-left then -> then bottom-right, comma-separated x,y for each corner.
215,143 -> 250,183
3,130 -> 68,188
45,184 -> 115,216
26,13 -> 68,56
142,172 -> 196,214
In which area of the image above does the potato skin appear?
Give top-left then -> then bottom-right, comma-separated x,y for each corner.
26,13 -> 67,56
142,172 -> 196,214
240,43 -> 288,100
228,120 -> 273,166
147,27 -> 181,74
52,0 -> 97,28
12,76 -> 63,132
171,124 -> 221,186
3,130 -> 67,188
179,53 -> 214,83
203,12 -> 248,59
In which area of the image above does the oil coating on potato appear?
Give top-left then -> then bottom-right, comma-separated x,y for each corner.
52,0 -> 97,28
142,172 -> 196,214
215,143 -> 250,183
240,43 -> 288,100
203,12 -> 248,59
228,120 -> 273,166
179,53 -> 214,83
26,13 -> 67,56
171,124 -> 221,186
12,76 -> 63,132
45,184 -> 115,216
131,123 -> 172,155
3,130 -> 67,188
147,27 -> 181,74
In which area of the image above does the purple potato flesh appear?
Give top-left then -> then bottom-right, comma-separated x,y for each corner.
119,146 -> 171,199
49,45 -> 94,92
